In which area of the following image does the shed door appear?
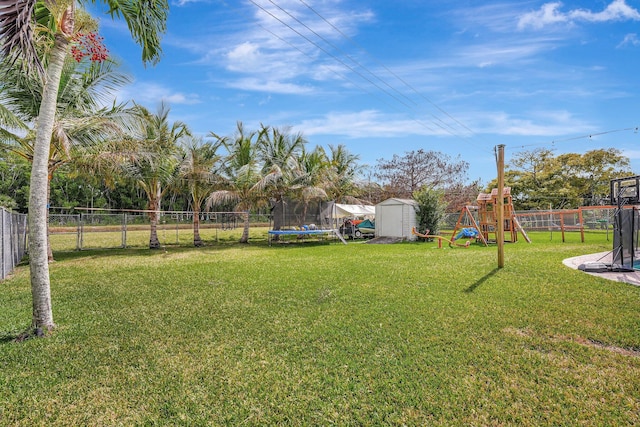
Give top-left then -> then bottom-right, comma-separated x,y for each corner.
377,205 -> 402,237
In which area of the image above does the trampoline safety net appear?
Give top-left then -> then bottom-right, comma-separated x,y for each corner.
270,199 -> 335,230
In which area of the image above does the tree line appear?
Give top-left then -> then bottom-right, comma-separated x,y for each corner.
486,147 -> 634,210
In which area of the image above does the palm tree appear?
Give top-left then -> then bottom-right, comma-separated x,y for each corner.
207,122 -> 264,243
257,124 -> 306,171
124,102 -> 189,249
255,125 -> 306,231
325,144 -> 362,203
0,55 -> 131,261
293,146 -> 330,225
0,0 -> 168,332
176,136 -> 221,246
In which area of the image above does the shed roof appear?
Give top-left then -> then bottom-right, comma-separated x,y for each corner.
376,198 -> 418,206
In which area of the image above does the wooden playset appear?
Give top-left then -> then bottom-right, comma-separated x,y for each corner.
450,187 -> 530,245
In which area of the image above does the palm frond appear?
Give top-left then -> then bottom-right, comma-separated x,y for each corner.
100,0 -> 168,64
0,0 -> 42,74
0,99 -> 28,132
205,190 -> 239,211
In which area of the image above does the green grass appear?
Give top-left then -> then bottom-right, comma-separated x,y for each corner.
1,231 -> 639,425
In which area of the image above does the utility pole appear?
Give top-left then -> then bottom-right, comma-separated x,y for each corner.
496,145 -> 505,268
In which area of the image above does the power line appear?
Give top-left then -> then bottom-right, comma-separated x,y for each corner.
248,0 -> 417,111
257,23 -> 440,132
506,126 -> 639,152
266,0 -> 418,109
249,0 -> 485,151
275,0 -> 467,138
295,0 -> 478,138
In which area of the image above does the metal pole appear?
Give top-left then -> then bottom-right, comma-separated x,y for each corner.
496,145 -> 505,268
78,213 -> 83,250
122,213 -> 127,248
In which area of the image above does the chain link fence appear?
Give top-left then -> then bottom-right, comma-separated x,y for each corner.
443,207 -> 617,230
48,211 -> 271,251
1,207 -> 28,281
45,206 -> 622,252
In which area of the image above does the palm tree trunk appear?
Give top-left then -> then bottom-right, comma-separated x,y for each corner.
29,33 -> 69,332
148,204 -> 161,249
148,184 -> 161,249
46,170 -> 54,263
149,213 -> 160,248
193,204 -> 203,247
240,211 -> 249,243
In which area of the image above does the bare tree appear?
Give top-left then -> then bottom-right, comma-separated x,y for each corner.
375,149 -> 469,198
443,180 -> 483,212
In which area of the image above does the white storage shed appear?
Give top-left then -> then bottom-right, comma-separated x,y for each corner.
375,198 -> 419,241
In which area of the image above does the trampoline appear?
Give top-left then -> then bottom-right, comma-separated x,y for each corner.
268,198 -> 347,245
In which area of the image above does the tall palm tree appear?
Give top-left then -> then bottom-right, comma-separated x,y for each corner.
0,0 -> 168,332
125,102 -> 189,249
176,136 -> 221,246
207,122 -> 264,243
0,54 -> 131,261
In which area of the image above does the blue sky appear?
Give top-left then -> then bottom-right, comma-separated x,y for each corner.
92,0 -> 640,184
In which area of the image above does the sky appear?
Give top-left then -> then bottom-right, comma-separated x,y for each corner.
90,0 -> 640,185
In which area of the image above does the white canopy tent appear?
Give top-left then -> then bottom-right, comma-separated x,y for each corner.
334,204 -> 376,219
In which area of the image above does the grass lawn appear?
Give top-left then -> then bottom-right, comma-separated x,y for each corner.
1,231 -> 639,425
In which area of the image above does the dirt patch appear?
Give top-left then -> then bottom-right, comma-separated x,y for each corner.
503,327 -> 640,357
567,336 -> 640,357
366,236 -> 405,244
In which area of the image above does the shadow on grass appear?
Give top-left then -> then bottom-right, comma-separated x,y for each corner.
50,239 -> 276,262
0,333 -> 19,343
0,328 -> 39,344
465,267 -> 500,293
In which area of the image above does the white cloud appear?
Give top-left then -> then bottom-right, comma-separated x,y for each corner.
294,110 -> 461,138
518,0 -> 640,30
457,37 -> 559,68
618,33 -> 640,47
518,2 -> 568,30
259,95 -> 272,106
189,1 -> 376,92
453,3 -> 534,34
250,0 -> 374,43
467,110 -> 598,137
225,78 -> 315,95
288,107 -> 599,141
225,42 -> 263,71
221,38 -> 320,83
117,82 -> 202,106
569,0 -> 640,22
173,0 -> 201,5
